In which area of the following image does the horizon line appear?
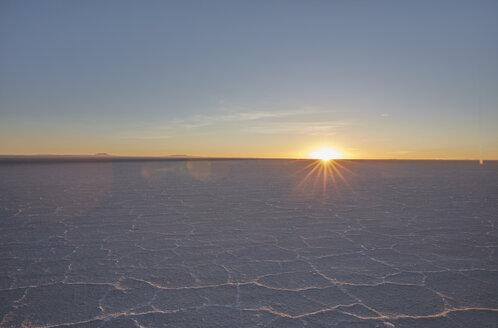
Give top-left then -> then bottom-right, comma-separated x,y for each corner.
0,154 -> 495,163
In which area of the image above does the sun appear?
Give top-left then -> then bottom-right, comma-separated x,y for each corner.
310,147 -> 343,161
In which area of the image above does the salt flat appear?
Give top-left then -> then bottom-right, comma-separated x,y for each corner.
0,160 -> 497,327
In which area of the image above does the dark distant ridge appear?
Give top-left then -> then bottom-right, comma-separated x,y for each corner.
0,154 -> 254,164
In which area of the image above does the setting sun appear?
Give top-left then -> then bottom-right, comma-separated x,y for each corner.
310,147 -> 343,161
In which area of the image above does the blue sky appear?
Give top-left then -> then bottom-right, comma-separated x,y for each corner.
1,0 -> 497,158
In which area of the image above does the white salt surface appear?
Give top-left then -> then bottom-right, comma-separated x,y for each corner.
0,160 -> 497,327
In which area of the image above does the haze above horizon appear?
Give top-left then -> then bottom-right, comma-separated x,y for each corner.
1,1 -> 497,160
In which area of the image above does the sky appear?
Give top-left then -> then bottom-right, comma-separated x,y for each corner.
1,0 -> 497,159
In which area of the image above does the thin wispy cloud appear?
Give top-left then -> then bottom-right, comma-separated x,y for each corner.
246,120 -> 353,136
387,150 -> 412,155
118,107 -> 354,143
168,107 -> 332,129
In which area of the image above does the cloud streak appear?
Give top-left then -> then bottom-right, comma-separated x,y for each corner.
119,107 -> 354,141
246,120 -> 352,136
167,107 -> 332,129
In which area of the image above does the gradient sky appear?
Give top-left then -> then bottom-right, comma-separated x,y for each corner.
1,0 -> 497,159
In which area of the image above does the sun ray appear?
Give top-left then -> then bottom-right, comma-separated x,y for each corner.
296,160 -> 324,189
295,153 -> 353,198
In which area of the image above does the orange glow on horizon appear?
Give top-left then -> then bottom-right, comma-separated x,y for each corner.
309,147 -> 343,161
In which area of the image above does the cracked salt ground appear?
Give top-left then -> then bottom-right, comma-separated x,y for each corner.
0,160 -> 497,327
